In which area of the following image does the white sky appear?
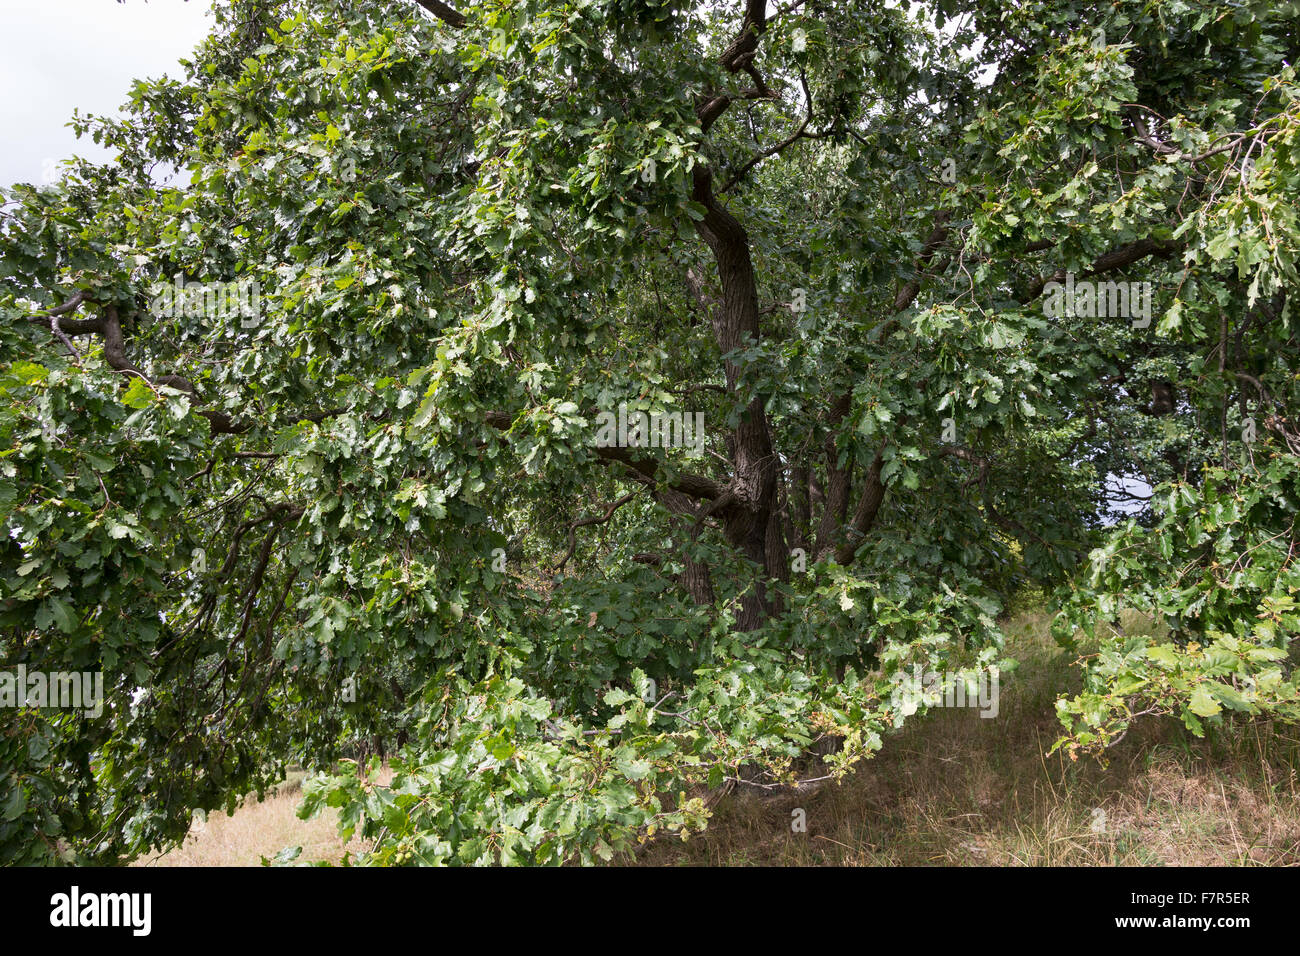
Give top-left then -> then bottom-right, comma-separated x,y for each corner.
0,0 -> 214,188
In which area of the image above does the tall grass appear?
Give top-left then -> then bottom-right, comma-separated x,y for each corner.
637,608 -> 1300,866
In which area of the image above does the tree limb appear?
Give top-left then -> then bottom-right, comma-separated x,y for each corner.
412,0 -> 466,29
553,492 -> 640,571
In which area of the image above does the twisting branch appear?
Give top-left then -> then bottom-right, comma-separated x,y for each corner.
696,0 -> 779,134
553,492 -> 640,571
34,293 -> 89,360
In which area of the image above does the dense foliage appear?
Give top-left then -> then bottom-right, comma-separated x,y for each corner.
2,0 -> 1298,864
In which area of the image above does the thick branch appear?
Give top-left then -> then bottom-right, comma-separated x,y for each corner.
1018,238 -> 1181,304
412,0 -> 466,28
483,409 -> 725,502
832,448 -> 886,565
815,212 -> 952,564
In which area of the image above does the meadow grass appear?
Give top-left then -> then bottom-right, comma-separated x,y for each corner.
137,608 -> 1300,866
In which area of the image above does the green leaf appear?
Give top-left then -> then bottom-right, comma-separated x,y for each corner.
1188,684 -> 1222,718
121,377 -> 154,410
1,785 -> 27,822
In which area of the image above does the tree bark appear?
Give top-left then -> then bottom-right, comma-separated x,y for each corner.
691,163 -> 781,629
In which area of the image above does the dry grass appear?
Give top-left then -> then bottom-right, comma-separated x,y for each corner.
131,767 -> 388,868
637,607 -> 1300,866
129,608 -> 1300,866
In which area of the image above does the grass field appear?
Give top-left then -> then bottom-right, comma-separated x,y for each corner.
130,770 -> 379,867
135,608 -> 1300,866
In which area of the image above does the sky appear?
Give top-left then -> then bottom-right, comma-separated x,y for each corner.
0,0 -> 214,189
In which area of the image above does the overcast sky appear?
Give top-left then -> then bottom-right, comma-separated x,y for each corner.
0,0 -> 214,189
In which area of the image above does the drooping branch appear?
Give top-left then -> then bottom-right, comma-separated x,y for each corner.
32,292 -> 89,359
177,503 -> 303,643
232,509 -> 296,646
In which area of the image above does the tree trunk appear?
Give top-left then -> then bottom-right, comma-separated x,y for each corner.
692,164 -> 781,630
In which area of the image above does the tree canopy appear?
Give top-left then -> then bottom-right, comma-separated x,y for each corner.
3,0 -> 1300,865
